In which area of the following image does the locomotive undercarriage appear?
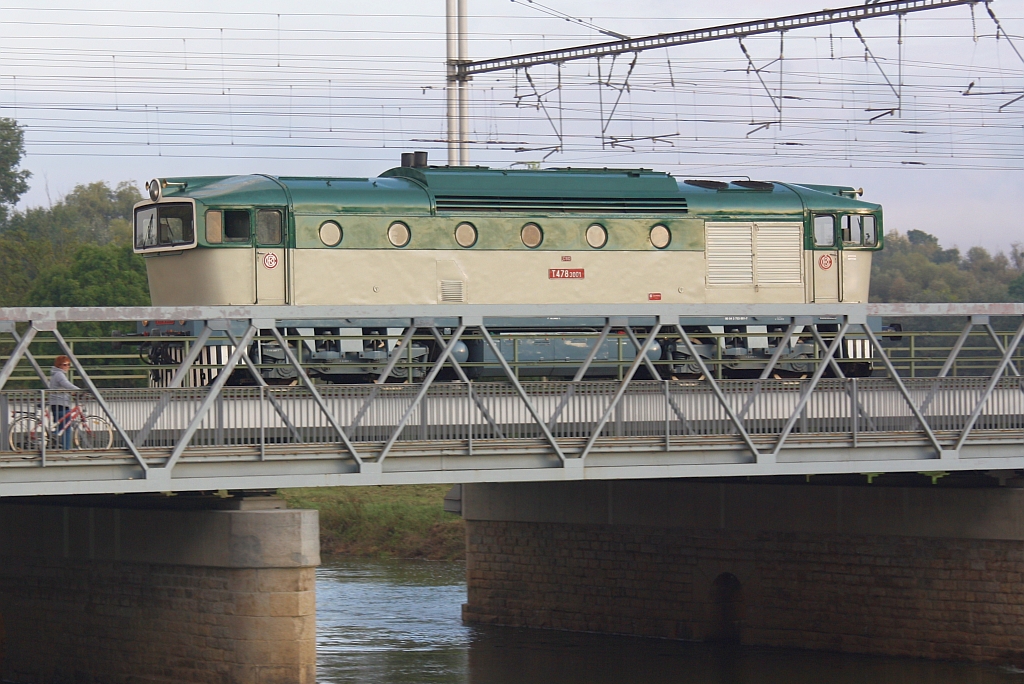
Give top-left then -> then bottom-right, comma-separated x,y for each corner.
130,318 -> 877,386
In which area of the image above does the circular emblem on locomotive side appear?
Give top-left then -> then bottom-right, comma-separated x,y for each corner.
263,252 -> 279,269
818,254 -> 834,270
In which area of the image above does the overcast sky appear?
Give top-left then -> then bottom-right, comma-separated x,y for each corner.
1,1 -> 1021,254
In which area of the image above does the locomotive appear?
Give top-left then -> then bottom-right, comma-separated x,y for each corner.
133,152 -> 882,381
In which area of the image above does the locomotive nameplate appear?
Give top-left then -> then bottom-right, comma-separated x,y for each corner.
549,268 -> 584,279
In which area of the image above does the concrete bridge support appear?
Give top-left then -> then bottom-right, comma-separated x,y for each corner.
462,480 -> 1024,665
0,496 -> 318,684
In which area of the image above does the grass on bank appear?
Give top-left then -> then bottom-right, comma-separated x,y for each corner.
278,484 -> 465,561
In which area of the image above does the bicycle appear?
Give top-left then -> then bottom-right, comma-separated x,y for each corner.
7,400 -> 114,457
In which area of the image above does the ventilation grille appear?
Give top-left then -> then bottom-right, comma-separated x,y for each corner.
435,195 -> 687,214
755,224 -> 803,285
440,280 -> 465,303
706,224 -> 753,285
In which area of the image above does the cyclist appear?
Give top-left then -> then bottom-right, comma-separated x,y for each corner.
48,355 -> 79,450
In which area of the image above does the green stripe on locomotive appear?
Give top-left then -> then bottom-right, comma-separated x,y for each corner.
154,165 -> 882,253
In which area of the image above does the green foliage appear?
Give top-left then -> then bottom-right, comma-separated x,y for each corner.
0,180 -> 146,307
29,243 -> 149,307
1010,273 -> 1024,302
871,231 -> 1023,303
0,118 -> 30,215
279,485 -> 465,560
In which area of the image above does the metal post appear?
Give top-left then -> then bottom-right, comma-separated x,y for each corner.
446,0 -> 459,165
0,393 -> 8,453
457,0 -> 469,165
851,377 -> 859,447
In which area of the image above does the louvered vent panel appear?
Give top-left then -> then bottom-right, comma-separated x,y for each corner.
434,196 -> 687,213
706,224 -> 753,285
755,224 -> 803,285
440,280 -> 465,303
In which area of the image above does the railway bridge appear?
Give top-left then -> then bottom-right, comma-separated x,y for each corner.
1,302 -> 1024,683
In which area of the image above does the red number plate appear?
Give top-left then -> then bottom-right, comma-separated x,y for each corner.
549,268 -> 585,279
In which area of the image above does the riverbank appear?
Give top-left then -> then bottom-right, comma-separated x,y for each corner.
278,485 -> 466,561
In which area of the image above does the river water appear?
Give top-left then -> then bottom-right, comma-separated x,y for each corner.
316,558 -> 1024,684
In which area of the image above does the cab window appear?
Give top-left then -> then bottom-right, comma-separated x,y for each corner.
256,209 -> 283,245
206,210 -> 223,244
841,215 -> 862,245
841,215 -> 878,248
224,211 -> 251,242
863,216 -> 877,246
134,202 -> 195,251
813,215 -> 834,247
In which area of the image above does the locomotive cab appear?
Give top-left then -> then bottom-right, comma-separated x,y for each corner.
134,176 -> 291,306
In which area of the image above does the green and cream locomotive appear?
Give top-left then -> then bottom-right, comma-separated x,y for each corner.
134,153 -> 882,379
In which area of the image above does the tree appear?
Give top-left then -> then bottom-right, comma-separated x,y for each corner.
0,181 -> 143,306
871,230 -> 1022,303
0,117 -> 30,217
28,243 -> 149,308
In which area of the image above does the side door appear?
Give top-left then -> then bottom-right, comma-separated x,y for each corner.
255,208 -> 287,305
811,214 -> 840,303
839,214 -> 878,303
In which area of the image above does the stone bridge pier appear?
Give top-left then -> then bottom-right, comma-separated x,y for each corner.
462,479 -> 1024,666
0,495 -> 318,684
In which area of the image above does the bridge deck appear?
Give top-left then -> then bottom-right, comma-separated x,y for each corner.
2,303 -> 1022,496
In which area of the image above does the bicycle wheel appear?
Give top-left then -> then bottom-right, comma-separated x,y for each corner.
75,414 -> 114,453
8,416 -> 47,456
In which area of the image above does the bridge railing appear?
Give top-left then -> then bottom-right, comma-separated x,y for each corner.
1,303 -> 1022,495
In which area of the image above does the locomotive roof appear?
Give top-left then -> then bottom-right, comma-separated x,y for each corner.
156,165 -> 880,215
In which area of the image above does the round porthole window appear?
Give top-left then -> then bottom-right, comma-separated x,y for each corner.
521,223 -> 543,249
455,222 -> 477,248
319,221 -> 342,247
388,221 -> 411,247
586,223 -> 607,249
650,224 -> 671,249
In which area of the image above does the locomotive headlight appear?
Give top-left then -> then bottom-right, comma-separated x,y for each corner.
147,179 -> 162,202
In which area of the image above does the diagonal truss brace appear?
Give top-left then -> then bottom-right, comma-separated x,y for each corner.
51,327 -> 149,472
771,321 -> 851,458
479,325 -> 567,463
162,324 -> 258,474
675,323 -> 762,461
377,324 -> 468,463
0,324 -> 40,391
546,320 -> 615,430
270,327 -> 363,465
225,329 -> 304,444
427,326 -> 505,439
132,324 -> 213,447
953,317 -> 1024,452
578,323 -> 663,460
861,323 -> 947,457
348,326 -> 420,434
